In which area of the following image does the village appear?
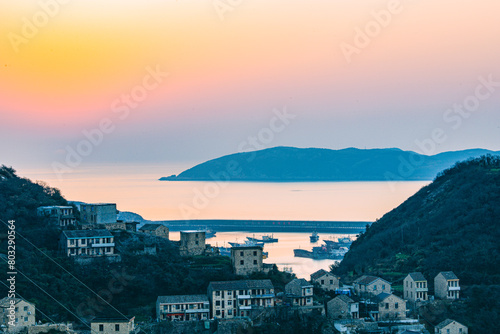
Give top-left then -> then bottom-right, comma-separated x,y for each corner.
1,203 -> 468,334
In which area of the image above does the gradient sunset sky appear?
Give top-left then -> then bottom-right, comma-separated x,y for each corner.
1,0 -> 500,175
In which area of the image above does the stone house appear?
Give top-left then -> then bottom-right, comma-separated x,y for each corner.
284,278 -> 314,307
353,275 -> 391,297
231,246 -> 263,276
0,297 -> 36,331
207,280 -> 275,319
156,295 -> 210,321
37,205 -> 76,228
138,223 -> 169,239
179,231 -> 206,256
60,229 -> 115,258
327,295 -> 359,319
370,293 -> 406,321
90,317 -> 135,334
310,269 -> 340,291
434,272 -> 460,300
403,272 -> 428,302
80,203 -> 117,225
435,319 -> 468,334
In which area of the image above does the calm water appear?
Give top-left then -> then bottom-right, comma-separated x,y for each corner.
19,164 -> 429,222
170,231 -> 354,279
20,164 -> 429,278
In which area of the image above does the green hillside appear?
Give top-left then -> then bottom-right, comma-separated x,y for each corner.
334,155 -> 500,333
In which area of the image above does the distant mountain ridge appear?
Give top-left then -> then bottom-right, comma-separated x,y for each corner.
160,146 -> 500,182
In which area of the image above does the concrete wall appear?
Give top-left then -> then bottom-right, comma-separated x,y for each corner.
231,247 -> 262,276
312,273 -> 340,291
377,295 -> 406,320
179,231 -> 206,256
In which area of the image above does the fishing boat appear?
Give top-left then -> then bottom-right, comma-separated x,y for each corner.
246,234 -> 278,243
293,240 -> 350,260
310,231 -> 319,242
228,240 -> 264,247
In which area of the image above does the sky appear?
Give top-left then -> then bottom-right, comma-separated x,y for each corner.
1,0 -> 500,177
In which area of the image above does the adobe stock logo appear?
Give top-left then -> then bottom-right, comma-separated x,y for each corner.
8,0 -> 71,53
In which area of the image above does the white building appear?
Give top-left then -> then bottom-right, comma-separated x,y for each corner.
60,230 -> 115,257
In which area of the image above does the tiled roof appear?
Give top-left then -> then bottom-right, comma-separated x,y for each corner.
353,275 -> 389,285
157,295 -> 208,305
332,295 -> 354,304
311,269 -> 330,280
438,271 -> 458,280
292,278 -> 313,287
435,319 -> 465,329
0,297 -> 31,308
408,272 -> 426,282
62,229 -> 113,239
371,292 -> 393,303
139,223 -> 165,231
208,279 -> 274,291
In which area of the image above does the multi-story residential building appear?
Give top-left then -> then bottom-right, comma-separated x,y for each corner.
80,203 -> 117,225
284,278 -> 314,307
179,231 -> 206,256
0,297 -> 35,331
327,295 -> 359,319
435,319 -> 468,334
156,295 -> 210,321
60,230 -> 115,257
231,246 -> 263,276
310,269 -> 340,291
207,280 -> 275,319
403,272 -> 428,302
90,317 -> 135,334
434,272 -> 460,300
37,206 -> 76,228
138,223 -> 169,239
370,293 -> 406,321
353,275 -> 391,297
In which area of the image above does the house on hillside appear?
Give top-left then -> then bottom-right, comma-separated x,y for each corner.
435,319 -> 468,334
327,295 -> 358,319
353,275 -> 391,297
60,229 -> 115,257
231,246 -> 263,276
179,231 -> 206,256
90,317 -> 135,334
434,272 -> 460,300
207,280 -> 275,319
37,205 -> 77,228
285,279 -> 314,307
369,293 -> 406,321
80,203 -> 117,225
310,269 -> 340,291
138,223 -> 169,239
0,297 -> 36,331
404,272 -> 428,302
156,295 -> 210,321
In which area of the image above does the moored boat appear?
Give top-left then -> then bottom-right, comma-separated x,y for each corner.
310,231 -> 319,242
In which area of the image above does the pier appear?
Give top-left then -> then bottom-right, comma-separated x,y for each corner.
158,219 -> 371,233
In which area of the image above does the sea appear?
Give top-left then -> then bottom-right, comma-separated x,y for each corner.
19,163 -> 429,278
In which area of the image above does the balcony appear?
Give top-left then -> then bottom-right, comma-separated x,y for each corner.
92,243 -> 115,248
237,294 -> 274,299
448,286 -> 460,291
237,295 -> 251,299
415,288 -> 428,292
239,306 -> 252,310
185,309 -> 210,313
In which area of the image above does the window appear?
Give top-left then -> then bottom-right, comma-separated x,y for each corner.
395,302 -> 399,309
216,310 -> 220,316
227,291 -> 232,297
240,260 -> 244,265
24,317 -> 28,322
99,324 -> 104,331
382,285 -> 385,290
228,310 -> 232,315
253,260 -> 257,265
253,251 -> 257,256
373,285 -> 377,290
195,233 -> 198,238
321,280 -> 325,285
447,330 -> 450,334
240,251 -> 244,256
216,301 -> 220,306
216,291 -> 220,297
70,240 -> 75,245
115,324 -> 120,331
330,280 -> 333,284
228,300 -> 232,306
385,303 -> 389,309
195,241 -> 199,245
23,306 -> 28,311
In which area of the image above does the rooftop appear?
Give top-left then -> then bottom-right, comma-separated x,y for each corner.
408,272 -> 427,282
139,223 -> 165,231
287,278 -> 313,288
435,319 -> 465,329
310,269 -> 334,280
208,279 -> 274,291
331,295 -> 355,304
438,271 -> 458,280
157,295 -> 208,305
62,229 -> 113,239
353,275 -> 389,285
0,297 -> 32,308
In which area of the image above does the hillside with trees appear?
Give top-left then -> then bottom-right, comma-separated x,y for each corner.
334,155 -> 500,333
